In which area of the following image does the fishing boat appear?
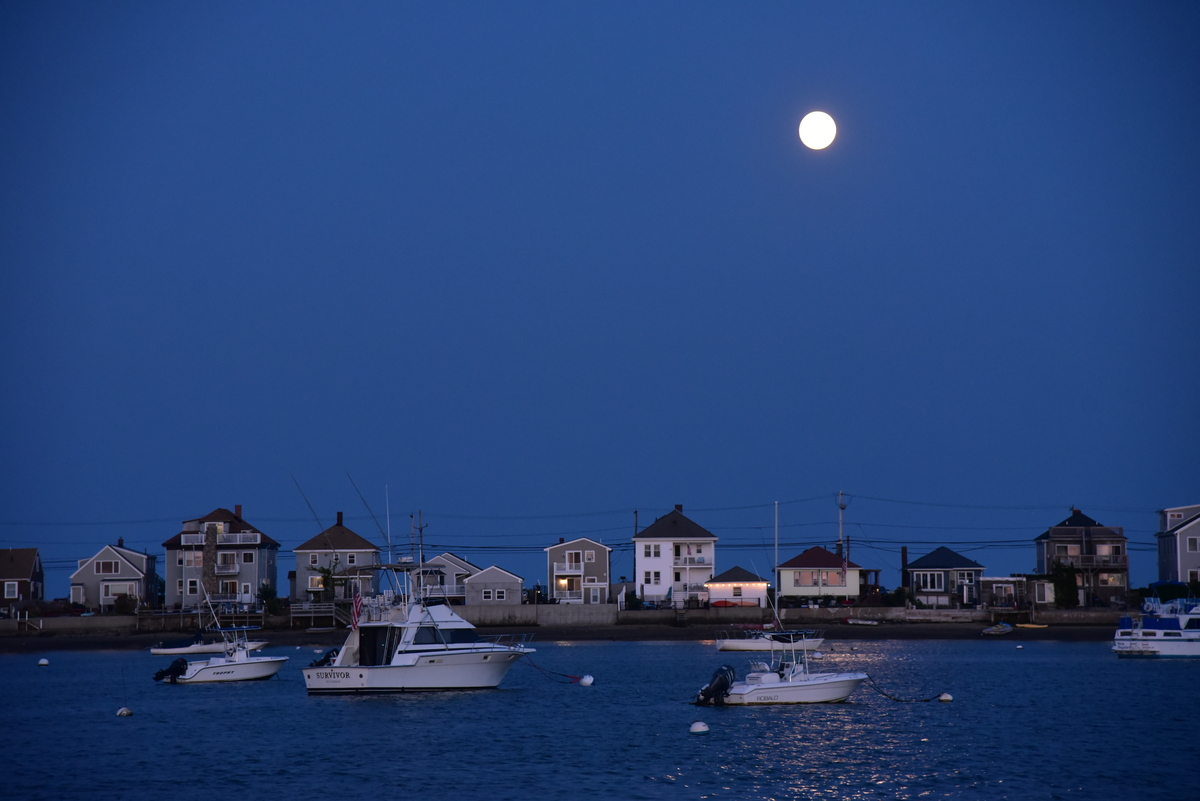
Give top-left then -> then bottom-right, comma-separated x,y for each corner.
152,625 -> 287,683
1112,596 -> 1200,658
150,629 -> 267,655
696,633 -> 866,705
716,626 -> 826,651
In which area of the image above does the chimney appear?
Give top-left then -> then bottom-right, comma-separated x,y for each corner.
235,504 -> 242,519
117,537 -> 123,548
675,504 -> 683,513
337,511 -> 343,527
559,537 -> 564,544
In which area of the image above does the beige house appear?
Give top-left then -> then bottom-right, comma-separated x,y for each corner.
71,539 -> 158,611
464,566 -> 523,605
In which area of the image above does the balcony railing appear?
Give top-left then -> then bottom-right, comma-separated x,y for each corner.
419,584 -> 464,597
555,590 -> 583,601
1054,555 -> 1128,568
673,557 -> 707,566
215,564 -> 239,574
554,562 -> 584,573
180,532 -> 262,546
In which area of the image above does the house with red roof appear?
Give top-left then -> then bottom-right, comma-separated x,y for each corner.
777,545 -> 879,604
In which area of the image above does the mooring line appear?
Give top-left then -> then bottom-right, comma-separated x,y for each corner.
865,675 -> 943,702
520,656 -> 583,684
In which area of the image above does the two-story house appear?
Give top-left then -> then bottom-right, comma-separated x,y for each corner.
1034,508 -> 1128,607
70,539 -> 158,611
906,546 -> 984,607
162,506 -> 280,610
1155,504 -> 1200,586
545,537 -> 612,604
633,505 -> 717,608
292,512 -> 381,601
1,548 -> 44,607
414,552 -> 480,605
777,545 -> 872,603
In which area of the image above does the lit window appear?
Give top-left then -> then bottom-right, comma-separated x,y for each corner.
733,586 -> 742,597
308,576 -> 323,590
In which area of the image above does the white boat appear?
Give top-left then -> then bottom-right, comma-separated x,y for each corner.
152,626 -> 288,683
301,599 -> 534,694
716,627 -> 826,651
695,656 -> 867,705
1112,597 -> 1200,659
150,631 -> 268,655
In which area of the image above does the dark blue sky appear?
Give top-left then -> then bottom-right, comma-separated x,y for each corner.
3,2 -> 1197,598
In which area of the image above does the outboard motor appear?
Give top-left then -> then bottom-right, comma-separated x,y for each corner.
308,648 -> 339,668
153,658 -> 188,684
695,664 -> 736,706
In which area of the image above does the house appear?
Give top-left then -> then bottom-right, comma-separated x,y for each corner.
1155,504 -> 1200,586
292,511 -> 381,601
162,505 -> 280,610
414,552 -> 480,605
705,566 -> 769,607
1034,508 -> 1128,607
777,546 -> 877,603
464,566 -> 523,605
633,505 -> 717,608
70,539 -> 158,611
905,546 -> 984,607
545,537 -> 612,604
1,548 -> 44,607
980,576 -> 1027,608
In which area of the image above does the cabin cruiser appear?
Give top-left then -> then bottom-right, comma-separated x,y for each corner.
302,598 -> 534,694
1112,596 -> 1200,658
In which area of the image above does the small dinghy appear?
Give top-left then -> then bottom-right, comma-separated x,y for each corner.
981,622 -> 1014,636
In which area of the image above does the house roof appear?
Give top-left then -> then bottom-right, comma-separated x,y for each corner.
428,552 -> 481,574
778,546 -> 861,570
162,507 -> 281,548
69,544 -> 152,581
1160,511 -> 1200,536
707,566 -> 767,584
295,514 -> 379,552
1034,508 -> 1123,541
632,507 -> 717,541
464,565 -> 523,583
543,537 -> 613,553
907,546 -> 984,571
0,548 -> 40,581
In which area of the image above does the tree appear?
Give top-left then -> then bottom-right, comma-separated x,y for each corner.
1050,562 -> 1079,609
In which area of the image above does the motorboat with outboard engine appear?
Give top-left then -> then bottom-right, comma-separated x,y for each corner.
152,625 -> 287,683
695,656 -> 867,705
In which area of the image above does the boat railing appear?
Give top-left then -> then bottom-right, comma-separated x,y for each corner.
478,633 -> 535,649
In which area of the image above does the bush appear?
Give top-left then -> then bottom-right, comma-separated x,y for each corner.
113,594 -> 138,614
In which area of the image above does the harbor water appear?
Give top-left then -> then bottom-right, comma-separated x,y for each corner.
1,638 -> 1196,800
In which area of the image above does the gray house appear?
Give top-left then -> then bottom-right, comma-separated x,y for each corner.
1034,509 -> 1128,607
464,566 -> 523,605
905,546 -> 984,607
1,548 -> 44,608
71,539 -> 158,611
1156,504 -> 1200,586
545,537 -> 612,604
292,512 -> 381,601
162,506 -> 280,610
414,553 -> 480,605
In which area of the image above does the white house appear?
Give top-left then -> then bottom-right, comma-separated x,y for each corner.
632,505 -> 717,608
777,546 -> 868,603
705,566 -> 769,607
1156,504 -> 1200,585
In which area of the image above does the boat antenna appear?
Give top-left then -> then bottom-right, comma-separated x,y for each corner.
291,474 -> 325,533
773,501 -> 780,625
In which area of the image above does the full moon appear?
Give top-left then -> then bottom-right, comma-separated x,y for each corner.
798,111 -> 837,150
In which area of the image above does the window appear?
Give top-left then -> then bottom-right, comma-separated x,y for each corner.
95,560 -> 119,574
644,572 -> 651,585
187,579 -> 198,596
821,571 -> 846,587
696,546 -> 702,555
242,551 -> 255,564
792,571 -> 802,587
1035,583 -> 1050,603
653,544 -> 660,558
308,576 -> 324,590
185,552 -> 202,568
241,583 -> 251,595
309,553 -> 318,565
1189,569 -> 1199,583
176,580 -> 183,596
177,554 -> 183,566
347,553 -> 356,566
1098,573 -> 1125,587
653,572 -> 661,585
585,550 -> 595,562
1054,544 -> 1080,556
496,589 -> 506,601
913,572 -> 944,591
733,586 -> 742,597
675,572 -> 681,582
584,576 -> 599,584
1188,537 -> 1199,553
4,582 -> 16,599
219,580 -> 237,594
1097,544 -> 1123,557
482,589 -> 493,600
644,544 -> 651,558
219,552 -> 236,566
957,572 -> 975,585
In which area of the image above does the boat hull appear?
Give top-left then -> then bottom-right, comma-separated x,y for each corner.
1112,637 -> 1200,658
176,656 -> 288,683
302,648 -> 531,694
722,671 -> 867,704
717,635 -> 824,652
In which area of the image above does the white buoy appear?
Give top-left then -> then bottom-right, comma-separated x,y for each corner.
938,693 -> 953,703
578,675 -> 594,686
116,707 -> 133,717
1016,645 -> 1023,649
689,721 -> 709,735
37,658 -> 49,666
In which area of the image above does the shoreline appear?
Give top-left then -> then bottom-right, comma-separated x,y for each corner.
0,621 -> 1114,653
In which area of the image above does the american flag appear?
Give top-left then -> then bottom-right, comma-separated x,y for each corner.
351,590 -> 363,630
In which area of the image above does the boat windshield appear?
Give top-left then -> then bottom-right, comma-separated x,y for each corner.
413,626 -> 479,645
